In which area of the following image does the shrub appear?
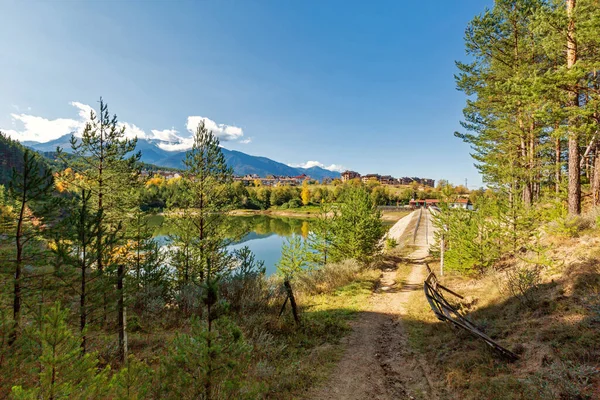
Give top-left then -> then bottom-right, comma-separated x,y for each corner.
504,265 -> 542,307
295,259 -> 362,295
288,198 -> 302,208
222,246 -> 267,313
159,317 -> 254,399
543,201 -> 595,237
385,237 -> 398,250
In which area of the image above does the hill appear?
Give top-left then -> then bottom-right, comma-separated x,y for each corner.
24,135 -> 341,180
0,133 -> 56,186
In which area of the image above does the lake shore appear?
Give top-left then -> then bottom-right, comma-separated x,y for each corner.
228,208 -> 321,218
229,207 -> 411,222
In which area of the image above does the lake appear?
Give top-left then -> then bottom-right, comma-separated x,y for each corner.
152,214 -> 311,276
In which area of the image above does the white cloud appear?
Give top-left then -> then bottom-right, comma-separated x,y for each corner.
150,128 -> 179,142
119,122 -> 147,140
289,161 -> 345,172
70,101 -> 94,121
3,113 -> 83,143
155,137 -> 194,152
186,116 -> 244,141
2,102 -> 94,143
2,103 -> 249,151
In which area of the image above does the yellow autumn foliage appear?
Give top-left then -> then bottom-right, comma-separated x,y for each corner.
146,176 -> 164,187
301,181 -> 310,206
166,176 -> 182,186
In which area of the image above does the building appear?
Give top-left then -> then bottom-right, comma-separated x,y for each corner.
422,178 -> 435,187
380,175 -> 395,185
361,174 -> 381,184
341,170 -> 361,182
233,174 -> 311,187
409,198 -> 472,210
291,174 -> 309,185
398,177 -> 435,187
141,170 -> 181,180
448,198 -> 472,209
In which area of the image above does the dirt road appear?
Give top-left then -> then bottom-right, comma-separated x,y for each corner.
307,210 -> 439,400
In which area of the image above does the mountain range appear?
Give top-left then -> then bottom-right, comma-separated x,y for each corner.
23,134 -> 341,180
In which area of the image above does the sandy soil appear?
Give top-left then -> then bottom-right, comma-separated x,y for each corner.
306,210 -> 441,400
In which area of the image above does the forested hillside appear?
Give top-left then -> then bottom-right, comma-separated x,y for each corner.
0,133 -> 28,185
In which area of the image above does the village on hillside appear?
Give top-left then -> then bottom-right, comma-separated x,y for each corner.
141,169 -> 437,188
340,170 -> 435,187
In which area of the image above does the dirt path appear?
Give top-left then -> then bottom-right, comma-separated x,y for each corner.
306,210 -> 439,400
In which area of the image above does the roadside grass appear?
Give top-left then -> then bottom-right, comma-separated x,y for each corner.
402,240 -> 600,400
251,267 -> 379,398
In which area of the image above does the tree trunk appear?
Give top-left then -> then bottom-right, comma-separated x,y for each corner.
283,279 -> 300,325
80,246 -> 87,354
593,146 -> 600,206
555,136 -> 562,194
117,264 -> 126,362
519,119 -> 532,206
567,0 -> 581,215
205,295 -> 213,400
10,195 -> 26,345
80,189 -> 87,354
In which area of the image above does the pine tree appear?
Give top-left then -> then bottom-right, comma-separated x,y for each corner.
127,210 -> 170,320
170,120 -> 234,314
567,0 -> 581,214
307,203 -> 333,268
54,187 -> 99,354
456,0 -> 600,212
11,302 -> 108,399
63,98 -> 140,361
109,355 -> 153,400
159,317 -> 252,400
7,149 -> 53,345
329,187 -> 385,264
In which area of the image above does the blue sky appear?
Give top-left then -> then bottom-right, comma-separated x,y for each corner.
0,0 -> 491,187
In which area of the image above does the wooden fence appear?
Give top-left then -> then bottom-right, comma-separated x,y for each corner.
423,264 -> 519,361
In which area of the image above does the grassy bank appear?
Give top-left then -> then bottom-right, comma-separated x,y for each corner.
230,206 -> 410,222
229,205 -> 323,218
402,237 -> 600,399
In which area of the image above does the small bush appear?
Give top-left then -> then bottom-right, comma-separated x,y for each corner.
295,260 -> 362,295
385,237 -> 398,250
288,198 -> 302,209
504,265 -> 542,307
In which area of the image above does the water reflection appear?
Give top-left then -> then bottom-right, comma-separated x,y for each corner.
152,214 -> 310,276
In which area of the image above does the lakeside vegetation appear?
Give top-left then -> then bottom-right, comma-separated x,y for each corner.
0,100 -> 392,398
